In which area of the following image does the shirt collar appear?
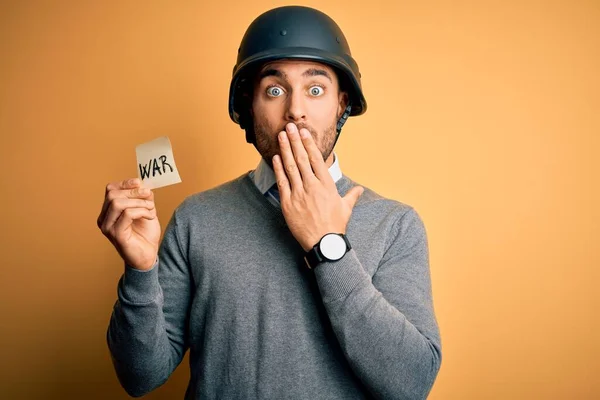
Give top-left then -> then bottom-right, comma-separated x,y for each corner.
251,152 -> 342,195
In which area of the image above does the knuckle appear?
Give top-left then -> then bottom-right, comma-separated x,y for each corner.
305,178 -> 318,189
112,197 -> 126,209
296,153 -> 309,164
280,202 -> 288,213
308,155 -> 320,164
289,197 -> 301,209
100,223 -> 110,236
285,164 -> 296,173
106,190 -> 117,202
114,229 -> 126,243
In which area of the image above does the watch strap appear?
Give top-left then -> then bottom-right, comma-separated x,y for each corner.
304,245 -> 323,270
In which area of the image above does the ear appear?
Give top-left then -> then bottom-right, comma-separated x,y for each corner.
337,91 -> 349,118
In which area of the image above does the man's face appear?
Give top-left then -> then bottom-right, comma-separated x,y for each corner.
251,59 -> 348,168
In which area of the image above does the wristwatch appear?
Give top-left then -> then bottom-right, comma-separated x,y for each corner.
304,233 -> 352,270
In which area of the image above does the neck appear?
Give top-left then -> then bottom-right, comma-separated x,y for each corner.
325,152 -> 335,168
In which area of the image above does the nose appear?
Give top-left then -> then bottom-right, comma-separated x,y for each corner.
284,90 -> 307,123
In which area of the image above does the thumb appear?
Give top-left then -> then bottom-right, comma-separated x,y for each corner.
343,186 -> 364,209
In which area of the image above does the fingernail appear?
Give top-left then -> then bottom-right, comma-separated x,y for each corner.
300,129 -> 309,138
139,188 -> 150,195
279,131 -> 286,141
286,123 -> 297,133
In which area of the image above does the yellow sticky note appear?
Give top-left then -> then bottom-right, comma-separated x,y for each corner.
136,136 -> 182,189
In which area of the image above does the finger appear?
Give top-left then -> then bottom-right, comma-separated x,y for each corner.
105,178 -> 141,194
342,186 -> 365,209
112,207 -> 157,241
298,128 -> 332,184
98,185 -> 153,228
286,123 -> 316,183
99,178 -> 146,228
272,155 -> 291,202
100,198 -> 155,236
278,128 -> 304,191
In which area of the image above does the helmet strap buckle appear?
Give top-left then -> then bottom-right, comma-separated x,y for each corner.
336,104 -> 352,134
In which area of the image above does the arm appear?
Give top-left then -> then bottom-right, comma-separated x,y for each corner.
107,210 -> 192,397
270,125 -> 441,398
314,208 -> 442,399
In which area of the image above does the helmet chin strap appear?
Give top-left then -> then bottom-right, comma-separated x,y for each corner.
245,103 -> 353,149
331,103 -> 352,149
245,125 -> 255,145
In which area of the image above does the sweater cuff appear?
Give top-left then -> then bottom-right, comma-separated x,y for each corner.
118,260 -> 161,304
313,249 -> 370,303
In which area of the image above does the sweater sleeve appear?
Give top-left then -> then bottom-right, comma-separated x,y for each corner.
313,207 -> 442,400
106,210 -> 192,397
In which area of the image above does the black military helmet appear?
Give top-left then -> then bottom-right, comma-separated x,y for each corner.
228,6 -> 367,144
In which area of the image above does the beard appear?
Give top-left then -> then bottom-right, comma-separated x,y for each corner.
253,117 -> 338,169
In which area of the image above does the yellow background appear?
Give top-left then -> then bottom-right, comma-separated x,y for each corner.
1,1 -> 598,399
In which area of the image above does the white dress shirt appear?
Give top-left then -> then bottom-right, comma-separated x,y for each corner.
249,152 -> 342,207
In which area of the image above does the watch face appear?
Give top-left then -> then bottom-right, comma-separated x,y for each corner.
320,234 -> 347,260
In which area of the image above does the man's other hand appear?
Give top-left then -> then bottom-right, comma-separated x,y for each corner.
97,178 -> 160,271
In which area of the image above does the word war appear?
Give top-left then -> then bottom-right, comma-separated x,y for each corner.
135,136 -> 182,189
139,155 -> 173,179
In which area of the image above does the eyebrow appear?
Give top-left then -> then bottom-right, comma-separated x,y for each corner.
258,69 -> 287,81
258,67 -> 333,83
302,68 -> 333,83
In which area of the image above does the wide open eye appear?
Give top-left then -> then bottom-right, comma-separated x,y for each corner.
309,86 -> 324,96
266,86 -> 285,97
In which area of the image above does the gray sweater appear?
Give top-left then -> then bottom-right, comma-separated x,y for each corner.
107,172 -> 442,399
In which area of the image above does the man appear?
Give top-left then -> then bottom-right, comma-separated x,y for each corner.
98,6 -> 441,399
